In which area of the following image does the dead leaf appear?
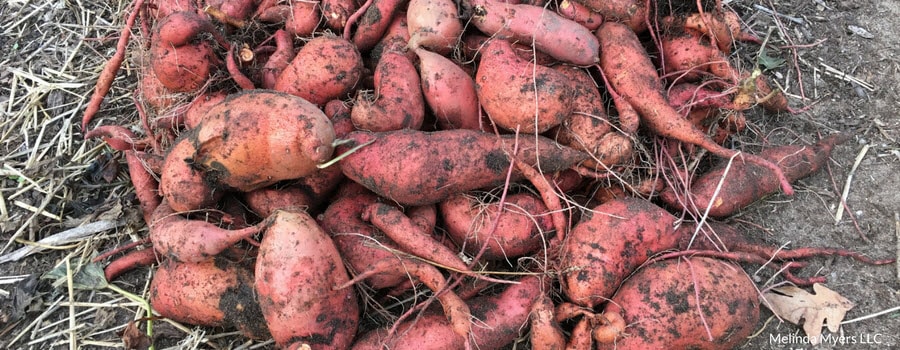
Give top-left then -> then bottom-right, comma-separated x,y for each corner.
120,321 -> 151,350
763,283 -> 855,345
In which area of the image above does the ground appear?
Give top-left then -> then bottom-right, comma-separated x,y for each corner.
0,0 -> 897,349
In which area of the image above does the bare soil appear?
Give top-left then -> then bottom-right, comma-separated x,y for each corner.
0,0 -> 897,349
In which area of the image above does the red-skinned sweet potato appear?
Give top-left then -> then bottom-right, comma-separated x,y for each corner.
440,192 -> 553,261
557,0 -> 603,30
475,39 -> 574,133
414,48 -> 483,131
255,209 -> 359,348
560,197 -> 678,308
574,0 -> 647,32
351,50 -> 425,131
594,257 -> 760,349
275,35 -> 364,105
350,0 -> 405,52
322,0 -> 360,31
256,0 -> 320,36
149,200 -> 263,262
150,11 -> 220,93
338,129 -> 589,206
660,133 -> 848,217
467,0 -> 600,65
406,0 -> 462,55
159,135 -> 222,212
150,257 -> 270,339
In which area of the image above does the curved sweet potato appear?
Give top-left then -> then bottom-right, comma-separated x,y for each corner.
595,257 -> 760,349
275,35 -> 364,105
351,0 -> 405,52
351,50 -> 425,131
560,197 -> 678,308
255,209 -> 359,348
338,129 -> 589,206
475,39 -> 574,133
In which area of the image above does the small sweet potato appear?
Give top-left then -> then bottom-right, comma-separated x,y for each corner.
150,11 -> 220,93
560,197 -> 678,308
351,50 -> 425,131
255,209 -> 359,348
414,48 -> 482,131
321,0 -> 360,31
159,135 -> 222,212
338,129 -> 589,206
149,200 -> 263,262
275,35 -> 364,105
574,0 -> 648,32
595,257 -> 760,349
351,0 -> 405,52
439,192 -> 553,261
475,38 -> 574,133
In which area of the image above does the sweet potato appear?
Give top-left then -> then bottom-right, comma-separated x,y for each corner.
275,35 -> 364,105
159,135 -> 222,212
475,38 -> 574,133
150,11 -> 220,93
338,129 -> 589,206
440,192 -> 553,261
594,257 -> 760,349
351,275 -> 547,350
560,197 -> 678,308
150,258 -> 270,339
597,21 -> 794,195
659,26 -> 737,83
406,0 -> 462,55
259,30 -> 295,90
660,133 -> 848,217
149,200 -> 263,262
351,50 -> 425,131
557,0 -> 603,30
183,90 -> 228,130
350,0 -> 405,52
255,0 -> 320,36
255,209 -> 359,348
466,0 -> 600,65
190,90 -> 336,192
322,0 -> 360,31
530,295 -> 566,350
573,0 -> 647,32
414,48 -> 482,131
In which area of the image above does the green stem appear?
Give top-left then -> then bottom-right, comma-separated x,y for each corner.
107,283 -> 154,350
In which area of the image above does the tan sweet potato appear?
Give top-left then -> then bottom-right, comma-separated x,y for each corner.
475,38 -> 574,133
275,35 -> 364,105
255,209 -> 359,348
560,197 -> 678,308
338,129 -> 589,206
595,257 -> 760,349
191,90 -> 336,192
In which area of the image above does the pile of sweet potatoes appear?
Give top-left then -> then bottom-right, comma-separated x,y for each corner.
83,0 -> 894,348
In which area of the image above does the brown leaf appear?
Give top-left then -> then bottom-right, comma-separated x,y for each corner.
763,283 -> 855,345
120,321 -> 151,350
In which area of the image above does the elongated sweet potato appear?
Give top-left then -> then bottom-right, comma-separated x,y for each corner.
190,90 -> 336,192
560,197 -> 678,308
338,129 -> 589,206
149,200 -> 263,262
597,21 -> 794,196
415,48 -> 482,131
256,209 -> 359,348
150,258 -> 269,339
595,257 -> 760,349
475,39 -> 574,133
351,0 -> 405,52
407,0 -> 462,55
275,35 -> 364,105
351,50 -> 425,131
440,192 -> 553,261
467,0 -> 600,65
660,133 -> 848,217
